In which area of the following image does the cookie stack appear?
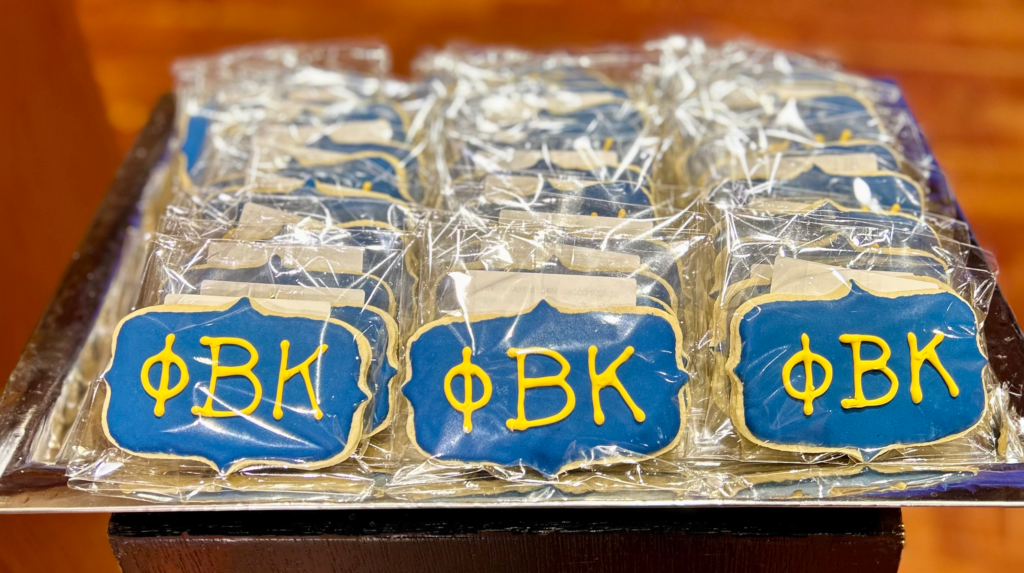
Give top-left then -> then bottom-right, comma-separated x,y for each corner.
659,40 -> 999,472
55,39 -> 1007,502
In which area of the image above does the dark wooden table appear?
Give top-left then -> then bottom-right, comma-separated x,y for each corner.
108,508 -> 904,573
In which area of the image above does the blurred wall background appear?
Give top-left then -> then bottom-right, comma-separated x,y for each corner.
2,1 -> 1024,572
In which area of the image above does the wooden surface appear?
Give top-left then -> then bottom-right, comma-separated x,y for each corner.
0,1 -> 121,571
0,513 -> 120,573
0,0 -> 120,391
1,1 -> 1024,573
107,508 -> 904,573
0,507 -> 1018,573
903,507 -> 1024,573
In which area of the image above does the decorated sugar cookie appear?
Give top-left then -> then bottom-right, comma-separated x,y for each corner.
708,166 -> 926,215
472,102 -> 643,143
776,93 -> 885,142
773,141 -> 903,173
196,215 -> 417,290
179,101 -> 411,180
459,88 -> 641,144
709,200 -> 941,260
177,201 -> 419,288
193,142 -> 423,204
178,98 -> 413,190
452,66 -> 636,139
454,148 -> 656,194
257,144 -> 422,203
239,188 -> 412,228
195,182 -> 414,231
463,189 -> 657,219
432,266 -> 678,317
181,256 -> 398,316
710,237 -> 951,302
688,138 -> 905,188
402,300 -> 689,476
727,281 -> 988,460
717,87 -> 884,138
461,175 -> 656,214
102,298 -> 371,473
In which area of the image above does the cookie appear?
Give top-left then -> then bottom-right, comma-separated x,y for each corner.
403,300 -> 689,476
102,298 -> 372,474
727,280 -> 988,461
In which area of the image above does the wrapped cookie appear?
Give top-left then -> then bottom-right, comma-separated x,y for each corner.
387,208 -> 706,498
694,205 -> 1002,484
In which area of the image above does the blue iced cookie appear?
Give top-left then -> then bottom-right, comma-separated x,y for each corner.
275,144 -> 421,203
102,298 -> 371,473
712,200 -> 940,255
464,180 -> 656,219
332,305 -> 400,434
787,94 -> 884,142
309,102 -> 409,142
728,282 -> 988,460
199,185 -> 413,231
403,300 -> 689,476
712,238 -> 950,298
181,255 -> 398,317
511,103 -> 643,141
463,163 -> 653,201
782,141 -> 903,173
179,101 -> 408,173
303,140 -> 424,202
432,266 -> 677,316
710,166 -> 926,215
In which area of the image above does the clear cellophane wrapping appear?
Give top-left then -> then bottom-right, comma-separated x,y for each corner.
51,37 -> 1021,504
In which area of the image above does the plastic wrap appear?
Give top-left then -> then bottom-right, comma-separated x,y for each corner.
64,42 -> 423,501
0,104 -> 177,490
28,37 -> 1020,504
64,222 -> 415,500
173,41 -> 436,206
414,44 -> 674,210
651,38 -> 941,215
699,208 -> 1003,468
650,37 -> 1014,495
386,207 -> 710,498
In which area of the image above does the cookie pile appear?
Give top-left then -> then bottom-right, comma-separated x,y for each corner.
59,39 -> 1008,501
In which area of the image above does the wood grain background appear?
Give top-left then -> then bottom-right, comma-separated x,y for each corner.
2,1 -> 1024,572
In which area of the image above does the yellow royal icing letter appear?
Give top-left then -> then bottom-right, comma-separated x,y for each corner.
506,347 -> 575,431
588,346 -> 645,425
839,334 -> 899,409
192,336 -> 263,417
274,340 -> 329,421
443,347 -> 493,433
781,334 -> 833,416
908,332 -> 960,404
140,333 -> 190,417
